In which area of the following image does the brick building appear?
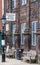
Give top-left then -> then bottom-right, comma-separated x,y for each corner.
1,0 -> 40,52
0,0 -> 2,30
0,0 -> 2,52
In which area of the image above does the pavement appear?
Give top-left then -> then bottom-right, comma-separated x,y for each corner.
0,56 -> 39,65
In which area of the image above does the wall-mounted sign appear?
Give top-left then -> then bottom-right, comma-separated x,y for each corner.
6,13 -> 16,21
1,40 -> 5,46
6,24 -> 9,31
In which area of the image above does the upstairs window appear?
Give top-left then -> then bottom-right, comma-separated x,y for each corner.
21,23 -> 26,45
21,0 -> 26,5
32,21 -> 38,32
21,23 -> 26,33
31,0 -> 38,2
31,21 -> 38,46
12,0 -> 16,8
12,24 -> 16,34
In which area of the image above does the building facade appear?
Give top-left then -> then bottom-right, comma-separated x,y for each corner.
0,0 -> 2,52
0,0 -> 2,30
1,0 -> 40,52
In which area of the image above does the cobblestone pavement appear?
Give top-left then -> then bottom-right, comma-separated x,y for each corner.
0,56 -> 39,65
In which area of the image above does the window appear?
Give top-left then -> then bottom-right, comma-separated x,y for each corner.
30,2 -> 38,19
21,0 -> 26,5
12,25 -> 16,44
12,0 -> 16,8
21,23 -> 26,45
21,23 -> 26,33
6,0 -> 9,10
31,21 -> 38,46
12,25 -> 16,34
31,0 -> 37,2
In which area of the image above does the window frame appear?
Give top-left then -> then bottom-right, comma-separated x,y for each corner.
31,21 -> 38,46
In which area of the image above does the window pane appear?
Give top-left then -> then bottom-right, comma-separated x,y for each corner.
39,2 -> 40,14
21,23 -> 26,33
6,0 -> 9,10
31,21 -> 38,46
12,0 -> 16,8
30,2 -> 38,19
12,25 -> 16,34
32,21 -> 38,32
22,0 -> 26,5
12,35 -> 15,44
31,0 -> 37,2
32,34 -> 36,46
14,0 -> 16,8
21,23 -> 26,45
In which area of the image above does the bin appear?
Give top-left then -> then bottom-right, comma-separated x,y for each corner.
2,52 -> 5,62
16,48 -> 23,60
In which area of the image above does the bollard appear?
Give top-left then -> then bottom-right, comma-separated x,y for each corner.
2,52 -> 5,62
